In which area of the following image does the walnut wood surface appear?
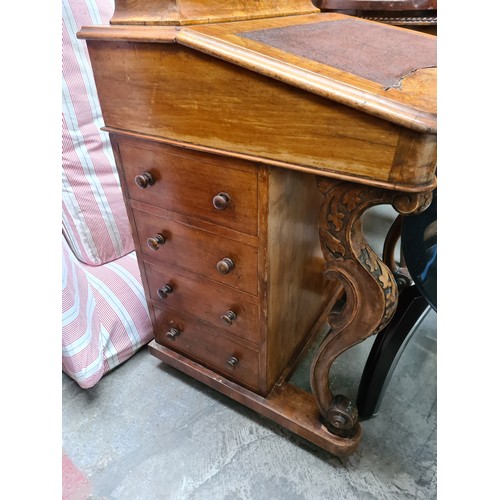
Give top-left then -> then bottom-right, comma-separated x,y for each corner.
86,41 -> 433,191
116,136 -> 259,236
111,133 -> 332,398
265,168 -> 334,392
82,4 -> 438,455
133,208 -> 259,296
78,25 -> 178,42
111,0 -> 319,26
176,14 -> 436,133
144,261 -> 260,345
152,306 -> 260,391
311,178 -> 432,436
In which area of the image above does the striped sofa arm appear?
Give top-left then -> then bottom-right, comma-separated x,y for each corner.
63,0 -> 134,266
62,236 -> 153,388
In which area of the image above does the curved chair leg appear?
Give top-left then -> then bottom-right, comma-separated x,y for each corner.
356,284 -> 431,419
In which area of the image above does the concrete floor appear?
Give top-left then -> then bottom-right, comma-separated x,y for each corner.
62,207 -> 437,499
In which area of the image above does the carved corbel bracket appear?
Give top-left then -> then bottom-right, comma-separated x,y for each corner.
311,177 -> 432,440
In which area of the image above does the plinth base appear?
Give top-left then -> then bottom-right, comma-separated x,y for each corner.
148,339 -> 362,457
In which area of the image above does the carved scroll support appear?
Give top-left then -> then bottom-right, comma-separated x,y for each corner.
311,177 -> 432,440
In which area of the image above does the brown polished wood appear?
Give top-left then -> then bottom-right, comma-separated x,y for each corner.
111,132 -> 333,398
79,14 -> 436,191
79,3 -> 436,457
265,168 -> 334,393
133,207 -> 260,296
117,136 -> 259,236
111,0 -> 319,26
144,261 -> 260,344
311,178 -> 432,437
152,306 -> 261,391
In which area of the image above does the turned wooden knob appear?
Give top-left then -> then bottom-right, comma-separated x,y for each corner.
166,327 -> 180,341
226,356 -> 239,368
216,257 -> 234,275
221,310 -> 237,325
134,171 -> 155,189
157,284 -> 173,300
212,192 -> 231,210
146,234 -> 166,251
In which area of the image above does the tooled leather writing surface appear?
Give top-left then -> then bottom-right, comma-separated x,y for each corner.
239,18 -> 436,89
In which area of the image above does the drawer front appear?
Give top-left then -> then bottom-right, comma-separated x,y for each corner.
153,306 -> 259,391
117,139 -> 259,236
144,262 -> 260,344
134,209 -> 258,295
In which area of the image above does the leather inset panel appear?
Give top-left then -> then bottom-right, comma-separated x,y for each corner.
239,19 -> 436,88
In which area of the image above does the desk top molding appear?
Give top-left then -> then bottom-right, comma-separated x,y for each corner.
79,13 -> 436,134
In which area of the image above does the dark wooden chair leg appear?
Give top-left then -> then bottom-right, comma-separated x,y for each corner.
356,284 -> 431,419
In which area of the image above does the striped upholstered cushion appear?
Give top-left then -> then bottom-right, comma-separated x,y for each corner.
62,236 -> 153,388
62,0 -> 133,265
62,0 -> 153,388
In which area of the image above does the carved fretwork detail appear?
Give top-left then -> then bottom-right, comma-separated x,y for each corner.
311,177 -> 432,438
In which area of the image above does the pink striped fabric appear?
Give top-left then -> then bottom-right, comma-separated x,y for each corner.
62,236 -> 153,388
62,0 -> 153,388
62,0 -> 133,266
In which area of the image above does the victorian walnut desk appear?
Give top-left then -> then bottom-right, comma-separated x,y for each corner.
78,0 -> 436,457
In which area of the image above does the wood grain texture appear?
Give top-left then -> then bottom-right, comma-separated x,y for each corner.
152,306 -> 260,391
110,0 -> 319,26
144,261 -> 260,345
86,41 -> 415,189
311,177 -> 432,436
389,128 -> 437,186
176,13 -> 436,133
79,13 -> 437,134
265,168 -> 334,392
105,127 -> 435,193
77,25 -> 178,42
85,6 -> 439,455
133,208 -> 259,296
116,136 -> 259,236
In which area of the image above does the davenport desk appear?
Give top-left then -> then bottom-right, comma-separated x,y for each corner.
78,0 -> 436,457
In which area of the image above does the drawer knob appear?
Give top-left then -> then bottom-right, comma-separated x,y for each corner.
216,257 -> 234,275
221,310 -> 237,326
134,171 -> 155,189
166,327 -> 181,341
226,356 -> 239,369
147,234 -> 166,251
212,192 -> 231,210
157,284 -> 173,300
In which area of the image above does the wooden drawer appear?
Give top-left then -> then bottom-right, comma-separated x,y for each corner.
134,208 -> 258,296
152,306 -> 259,391
144,262 -> 260,344
117,138 -> 259,236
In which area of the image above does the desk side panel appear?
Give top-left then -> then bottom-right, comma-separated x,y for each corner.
86,40 -> 414,187
265,168 -> 334,393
